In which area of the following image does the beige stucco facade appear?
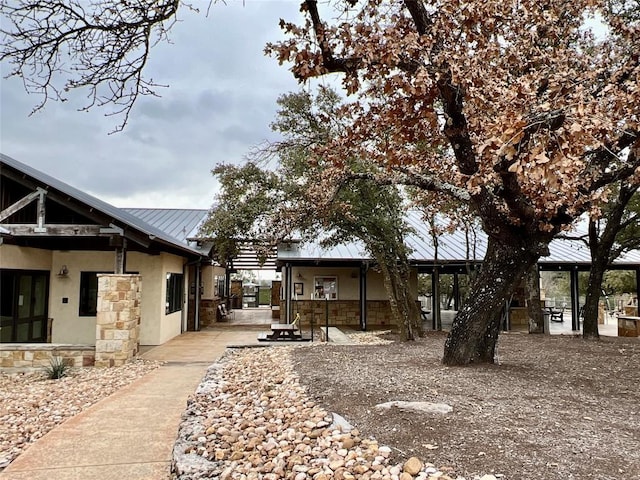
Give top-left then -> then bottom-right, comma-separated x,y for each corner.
0,244 -> 190,346
290,266 -> 418,301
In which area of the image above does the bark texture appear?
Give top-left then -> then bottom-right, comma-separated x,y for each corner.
526,265 -> 545,334
375,247 -> 423,341
443,236 -> 539,365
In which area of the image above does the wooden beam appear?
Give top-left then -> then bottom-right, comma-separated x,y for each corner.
114,238 -> 127,274
2,168 -> 114,226
0,189 -> 43,222
35,189 -> 46,233
3,224 -> 107,236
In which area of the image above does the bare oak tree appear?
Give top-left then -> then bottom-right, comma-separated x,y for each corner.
1,0 -> 183,132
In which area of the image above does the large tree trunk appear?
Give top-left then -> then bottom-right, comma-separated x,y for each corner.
525,265 -> 545,334
443,237 -> 540,365
583,219 -> 610,339
582,262 -> 605,339
377,254 -> 423,341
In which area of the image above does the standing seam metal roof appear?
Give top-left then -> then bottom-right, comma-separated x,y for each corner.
124,208 -> 208,243
278,210 -> 640,266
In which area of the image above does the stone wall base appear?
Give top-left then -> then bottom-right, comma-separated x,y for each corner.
0,344 -> 95,372
284,300 -> 394,327
200,299 -> 219,328
95,274 -> 141,368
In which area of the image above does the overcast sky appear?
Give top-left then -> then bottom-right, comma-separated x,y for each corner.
0,1 -> 313,209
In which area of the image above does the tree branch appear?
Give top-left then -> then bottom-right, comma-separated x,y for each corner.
0,0 -> 181,132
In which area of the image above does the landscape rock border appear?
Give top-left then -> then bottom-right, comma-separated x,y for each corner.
171,346 -> 492,480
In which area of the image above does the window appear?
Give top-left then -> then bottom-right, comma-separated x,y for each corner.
215,276 -> 226,298
166,273 -> 184,314
79,272 -> 102,316
314,276 -> 338,300
79,271 -> 138,316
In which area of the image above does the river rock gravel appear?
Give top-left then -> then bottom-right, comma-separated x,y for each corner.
172,346 -> 472,480
0,359 -> 160,470
173,330 -> 640,480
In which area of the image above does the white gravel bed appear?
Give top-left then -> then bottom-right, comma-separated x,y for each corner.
172,347 -> 495,480
347,330 -> 394,345
0,359 -> 160,470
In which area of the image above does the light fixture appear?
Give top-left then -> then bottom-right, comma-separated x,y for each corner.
297,272 -> 304,280
57,265 -> 69,277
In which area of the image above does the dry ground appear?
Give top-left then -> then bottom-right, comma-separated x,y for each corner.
291,331 -> 640,480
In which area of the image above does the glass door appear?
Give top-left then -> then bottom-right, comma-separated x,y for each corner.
0,270 -> 49,342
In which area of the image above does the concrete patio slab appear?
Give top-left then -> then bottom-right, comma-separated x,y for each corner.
0,328 -> 260,480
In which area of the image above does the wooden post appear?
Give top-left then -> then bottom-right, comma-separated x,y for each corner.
526,264 -> 545,334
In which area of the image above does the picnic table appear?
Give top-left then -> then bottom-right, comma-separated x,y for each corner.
258,323 -> 303,341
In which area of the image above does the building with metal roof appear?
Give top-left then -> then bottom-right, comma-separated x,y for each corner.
1,154 -> 224,354
276,210 -> 640,333
278,210 -> 640,269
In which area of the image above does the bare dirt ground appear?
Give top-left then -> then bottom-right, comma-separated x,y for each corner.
290,331 -> 640,480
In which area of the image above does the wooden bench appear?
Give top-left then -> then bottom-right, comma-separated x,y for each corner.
258,323 -> 303,341
617,316 -> 640,337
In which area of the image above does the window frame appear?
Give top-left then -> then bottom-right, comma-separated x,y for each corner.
166,273 -> 184,315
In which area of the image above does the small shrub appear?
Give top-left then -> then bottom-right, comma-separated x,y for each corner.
44,356 -> 70,379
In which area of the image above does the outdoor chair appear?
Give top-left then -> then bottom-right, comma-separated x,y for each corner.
218,303 -> 235,322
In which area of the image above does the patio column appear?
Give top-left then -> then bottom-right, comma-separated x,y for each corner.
453,272 -> 460,311
570,267 -> 580,331
359,262 -> 368,331
432,267 -> 441,330
95,274 -> 141,367
284,263 -> 292,324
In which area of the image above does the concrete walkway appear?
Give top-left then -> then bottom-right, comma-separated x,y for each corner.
0,328 -> 260,480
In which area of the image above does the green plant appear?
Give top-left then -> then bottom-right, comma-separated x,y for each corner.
44,356 -> 70,380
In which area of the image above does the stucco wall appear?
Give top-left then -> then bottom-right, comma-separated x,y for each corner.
48,251 -> 110,344
0,245 -> 52,270
290,266 -> 418,301
1,248 -> 188,346
159,253 -> 186,344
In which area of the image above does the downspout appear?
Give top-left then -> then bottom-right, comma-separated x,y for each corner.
182,260 -> 188,333
194,262 -> 201,331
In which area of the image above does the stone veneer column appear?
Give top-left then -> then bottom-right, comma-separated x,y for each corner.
95,274 -> 141,367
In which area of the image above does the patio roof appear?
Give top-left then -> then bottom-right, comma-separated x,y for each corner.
277,210 -> 640,270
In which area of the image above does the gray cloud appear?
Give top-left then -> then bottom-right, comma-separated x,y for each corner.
0,1 -> 302,209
